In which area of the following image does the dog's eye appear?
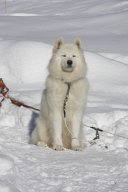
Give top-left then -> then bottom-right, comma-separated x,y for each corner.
62,54 -> 66,57
72,55 -> 76,57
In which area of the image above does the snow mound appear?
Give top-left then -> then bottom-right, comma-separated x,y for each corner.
86,52 -> 128,94
0,40 -> 52,88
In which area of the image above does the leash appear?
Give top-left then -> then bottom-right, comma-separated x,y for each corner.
84,124 -> 103,140
63,82 -> 71,118
0,78 -> 40,112
83,124 -> 128,141
63,82 -> 81,140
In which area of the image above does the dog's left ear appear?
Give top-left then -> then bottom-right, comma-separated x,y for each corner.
74,38 -> 82,49
53,37 -> 64,52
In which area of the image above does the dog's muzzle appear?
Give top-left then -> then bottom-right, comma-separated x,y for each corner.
61,59 -> 75,72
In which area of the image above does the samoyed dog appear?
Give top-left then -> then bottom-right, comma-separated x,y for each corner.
29,37 -> 88,150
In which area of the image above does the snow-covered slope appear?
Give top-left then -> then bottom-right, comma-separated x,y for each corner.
0,1 -> 128,192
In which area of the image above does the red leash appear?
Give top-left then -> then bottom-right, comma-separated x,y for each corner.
0,78 -> 40,112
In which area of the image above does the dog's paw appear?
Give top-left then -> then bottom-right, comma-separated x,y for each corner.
37,141 -> 47,147
72,145 -> 83,151
53,144 -> 64,151
71,139 -> 82,151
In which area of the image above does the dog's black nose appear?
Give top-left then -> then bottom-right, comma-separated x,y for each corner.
67,60 -> 73,67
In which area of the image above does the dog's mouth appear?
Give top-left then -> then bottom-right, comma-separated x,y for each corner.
62,66 -> 74,73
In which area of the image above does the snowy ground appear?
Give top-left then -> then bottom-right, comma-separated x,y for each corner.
0,0 -> 128,192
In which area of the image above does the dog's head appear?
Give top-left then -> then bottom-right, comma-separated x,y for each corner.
49,37 -> 86,82
53,37 -> 84,73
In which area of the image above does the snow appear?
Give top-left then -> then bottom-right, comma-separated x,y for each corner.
0,0 -> 128,191
0,155 -> 13,176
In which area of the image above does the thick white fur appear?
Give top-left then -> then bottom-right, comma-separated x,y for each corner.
29,37 -> 89,151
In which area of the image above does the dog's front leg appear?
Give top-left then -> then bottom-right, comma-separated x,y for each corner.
71,112 -> 82,151
52,111 -> 64,151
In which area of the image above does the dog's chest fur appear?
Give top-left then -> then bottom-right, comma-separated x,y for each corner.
46,76 -> 86,113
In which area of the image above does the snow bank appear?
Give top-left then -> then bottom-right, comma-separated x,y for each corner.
0,40 -> 52,89
86,52 -> 128,94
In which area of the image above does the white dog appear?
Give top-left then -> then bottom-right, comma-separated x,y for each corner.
29,38 -> 88,150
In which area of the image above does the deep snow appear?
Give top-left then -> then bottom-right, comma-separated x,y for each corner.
0,0 -> 128,192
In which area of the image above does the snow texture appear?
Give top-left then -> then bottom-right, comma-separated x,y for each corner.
0,0 -> 128,192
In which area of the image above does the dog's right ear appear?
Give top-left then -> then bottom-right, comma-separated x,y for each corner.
53,37 -> 64,52
74,38 -> 82,49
